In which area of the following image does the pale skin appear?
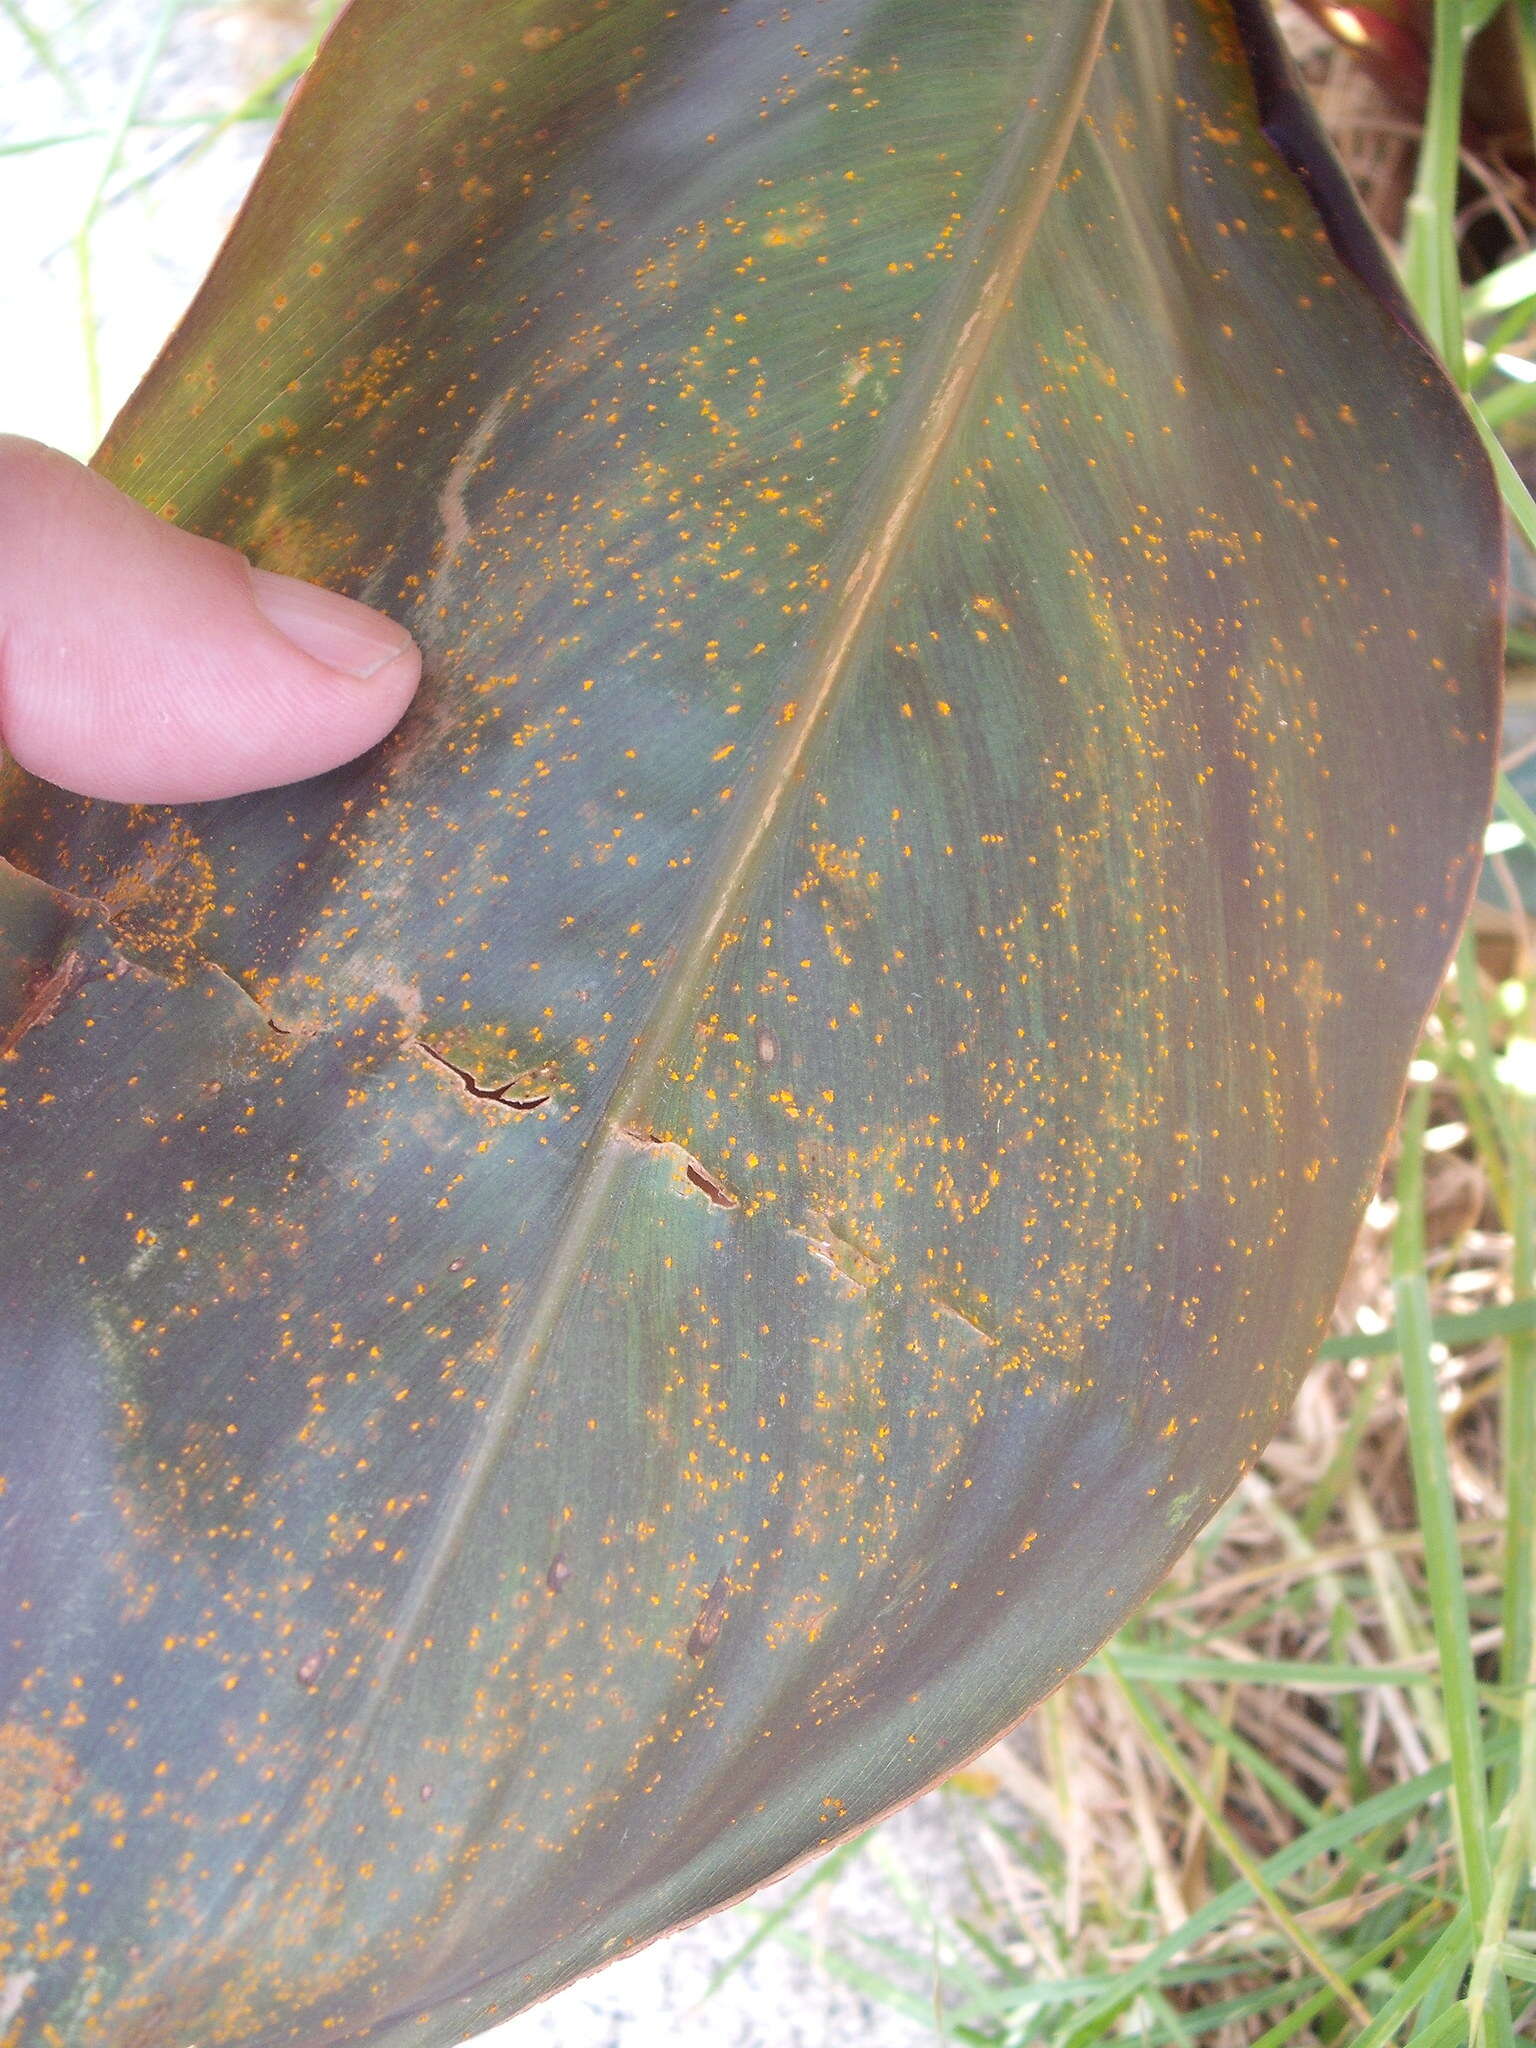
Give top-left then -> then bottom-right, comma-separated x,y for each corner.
0,436 -> 422,805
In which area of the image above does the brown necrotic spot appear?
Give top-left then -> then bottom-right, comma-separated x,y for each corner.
687,1570 -> 731,1661
414,1038 -> 554,1110
546,1552 -> 571,1593
684,1160 -> 736,1208
616,1126 -> 739,1209
296,1650 -> 324,1688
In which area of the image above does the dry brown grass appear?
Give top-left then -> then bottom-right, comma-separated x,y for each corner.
973,1097 -> 1511,2031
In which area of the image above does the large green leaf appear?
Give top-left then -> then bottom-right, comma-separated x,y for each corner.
0,2 -> 1501,2042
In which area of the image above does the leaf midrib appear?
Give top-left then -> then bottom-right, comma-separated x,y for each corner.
222,0 -> 1115,1940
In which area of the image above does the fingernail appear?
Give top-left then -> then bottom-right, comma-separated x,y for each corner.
251,566 -> 415,680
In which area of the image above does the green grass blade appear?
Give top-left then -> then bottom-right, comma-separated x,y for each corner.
1401,0 -> 1469,378
1,0 -> 86,108
72,0 -> 185,437
1316,1297 -> 1536,1363
1403,2003 -> 1473,2048
1250,1902 -> 1457,2048
1103,1650 -> 1371,2027
1394,1076 -> 1515,2048
1053,1731 -> 1516,2048
1471,404 -> 1536,553
1092,1647 -> 1498,1692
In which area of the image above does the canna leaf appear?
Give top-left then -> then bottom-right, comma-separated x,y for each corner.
0,3 -> 1501,2043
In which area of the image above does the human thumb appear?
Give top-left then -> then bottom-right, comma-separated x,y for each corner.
0,435 -> 421,805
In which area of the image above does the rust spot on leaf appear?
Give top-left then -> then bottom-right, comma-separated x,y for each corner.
0,1724 -> 82,1935
790,1213 -> 885,1291
88,818 -> 215,979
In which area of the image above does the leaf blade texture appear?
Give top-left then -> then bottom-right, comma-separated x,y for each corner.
0,3 -> 1501,2042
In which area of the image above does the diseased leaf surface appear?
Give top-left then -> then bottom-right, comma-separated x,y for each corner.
0,4 -> 1500,2043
